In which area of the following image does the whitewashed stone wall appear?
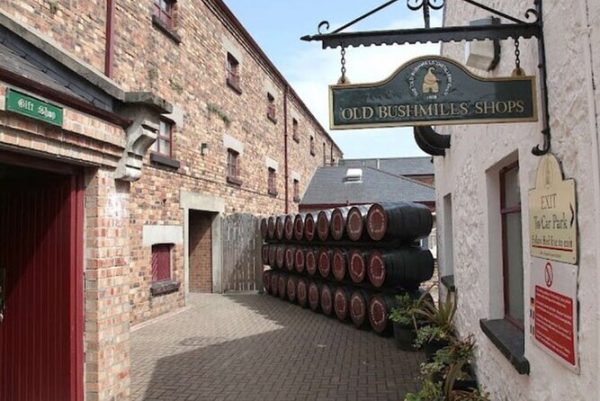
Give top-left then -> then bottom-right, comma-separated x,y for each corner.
435,1 -> 600,400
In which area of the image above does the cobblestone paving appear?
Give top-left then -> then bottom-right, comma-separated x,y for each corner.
131,293 -> 424,401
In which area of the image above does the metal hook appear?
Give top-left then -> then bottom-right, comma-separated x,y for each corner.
532,129 -> 551,156
318,21 -> 330,35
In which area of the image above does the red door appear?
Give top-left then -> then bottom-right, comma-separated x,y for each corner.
0,164 -> 83,401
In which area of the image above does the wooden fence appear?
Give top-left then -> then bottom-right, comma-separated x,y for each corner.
222,213 -> 263,292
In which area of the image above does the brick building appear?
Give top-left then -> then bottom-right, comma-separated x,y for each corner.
0,1 -> 341,400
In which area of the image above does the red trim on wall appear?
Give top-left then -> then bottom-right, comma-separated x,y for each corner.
105,0 -> 115,77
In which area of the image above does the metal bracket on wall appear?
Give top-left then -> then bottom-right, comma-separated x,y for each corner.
302,0 -> 551,156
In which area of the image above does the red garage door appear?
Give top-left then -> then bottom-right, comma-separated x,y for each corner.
0,163 -> 83,401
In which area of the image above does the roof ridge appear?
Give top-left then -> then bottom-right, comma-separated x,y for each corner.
363,166 -> 435,189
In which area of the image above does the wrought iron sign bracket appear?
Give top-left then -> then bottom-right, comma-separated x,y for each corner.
302,0 -> 551,156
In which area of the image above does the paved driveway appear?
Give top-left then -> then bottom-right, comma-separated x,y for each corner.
131,293 -> 424,401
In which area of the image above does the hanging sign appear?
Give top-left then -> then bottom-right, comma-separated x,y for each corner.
5,88 -> 63,127
530,257 -> 579,373
528,153 -> 577,264
329,55 -> 537,129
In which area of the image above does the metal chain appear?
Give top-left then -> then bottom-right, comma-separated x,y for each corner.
513,38 -> 524,76
338,47 -> 348,84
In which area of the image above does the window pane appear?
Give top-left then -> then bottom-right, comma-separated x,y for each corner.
159,139 -> 170,155
152,244 -> 171,282
505,211 -> 524,325
503,166 -> 520,208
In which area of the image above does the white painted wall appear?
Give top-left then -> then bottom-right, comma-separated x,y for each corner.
435,1 -> 600,400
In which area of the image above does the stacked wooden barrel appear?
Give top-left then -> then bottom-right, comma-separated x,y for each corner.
261,202 -> 434,335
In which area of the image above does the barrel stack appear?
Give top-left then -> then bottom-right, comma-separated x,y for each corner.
261,202 -> 434,336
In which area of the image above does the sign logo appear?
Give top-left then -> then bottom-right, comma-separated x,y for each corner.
408,60 -> 453,99
5,89 -> 63,127
544,262 -> 553,287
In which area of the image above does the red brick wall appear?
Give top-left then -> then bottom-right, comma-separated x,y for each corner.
189,212 -> 213,292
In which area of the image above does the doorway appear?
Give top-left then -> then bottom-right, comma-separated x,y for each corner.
189,210 -> 216,292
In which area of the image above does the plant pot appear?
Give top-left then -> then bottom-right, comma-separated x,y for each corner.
453,364 -> 478,391
393,322 -> 417,351
424,338 -> 450,362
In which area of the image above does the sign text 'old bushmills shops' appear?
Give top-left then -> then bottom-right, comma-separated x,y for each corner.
329,56 -> 537,129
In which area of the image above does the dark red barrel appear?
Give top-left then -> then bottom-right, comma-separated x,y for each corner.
268,245 -> 277,267
306,248 -> 318,276
284,246 -> 295,272
263,270 -> 272,294
293,213 -> 305,241
367,247 -> 434,288
348,249 -> 367,283
308,281 -> 322,312
275,245 -> 285,269
270,272 -> 279,297
275,215 -> 285,240
318,248 -> 332,278
332,248 -> 347,282
333,286 -> 353,322
278,273 -> 287,300
330,206 -> 351,241
366,202 -> 433,242
261,244 -> 270,265
368,294 -> 399,335
320,283 -> 335,316
349,289 -> 371,328
284,214 -> 294,240
294,247 -> 305,274
317,209 -> 332,241
260,217 -> 268,239
296,277 -> 308,308
346,205 -> 371,241
287,275 -> 298,302
304,212 -> 316,241
267,216 -> 276,239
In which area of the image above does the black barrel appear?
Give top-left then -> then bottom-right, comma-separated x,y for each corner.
317,248 -> 332,279
278,273 -> 288,300
263,270 -> 272,294
366,202 -> 433,242
367,247 -> 434,288
270,272 -> 279,297
286,275 -> 298,303
297,277 -> 308,308
293,213 -> 305,241
368,294 -> 400,335
268,245 -> 277,267
261,244 -> 270,265
275,245 -> 285,269
333,286 -> 353,322
308,281 -> 323,312
349,289 -> 371,329
304,212 -> 316,241
332,248 -> 348,282
330,206 -> 352,241
320,282 -> 336,316
275,215 -> 285,240
346,205 -> 372,241
305,248 -> 318,277
267,216 -> 276,239
260,217 -> 268,239
294,247 -> 305,274
348,249 -> 368,284
284,246 -> 295,272
316,209 -> 332,241
284,214 -> 294,241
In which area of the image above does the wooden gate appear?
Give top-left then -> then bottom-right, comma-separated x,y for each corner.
222,213 -> 262,292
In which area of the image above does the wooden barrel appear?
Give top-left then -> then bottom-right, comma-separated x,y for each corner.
333,286 -> 353,322
296,277 -> 308,308
267,216 -> 276,239
284,246 -> 295,271
275,215 -> 285,240
316,209 -> 332,241
270,272 -> 279,297
330,206 -> 351,241
304,212 -> 316,241
294,247 -> 305,274
368,294 -> 399,335
349,289 -> 371,328
263,270 -> 272,294
348,249 -> 367,284
346,205 -> 371,241
260,217 -> 268,239
320,283 -> 335,316
287,275 -> 298,302
332,248 -> 347,282
306,248 -> 318,276
367,247 -> 434,288
317,248 -> 332,278
261,244 -> 270,265
268,245 -> 277,267
366,202 -> 433,242
275,245 -> 285,269
308,281 -> 322,312
278,273 -> 287,300
284,214 -> 294,240
293,213 -> 305,241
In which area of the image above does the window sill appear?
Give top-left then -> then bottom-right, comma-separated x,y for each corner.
441,274 -> 456,292
151,280 -> 180,296
267,114 -> 277,124
268,190 -> 278,197
227,175 -> 243,186
480,319 -> 530,375
150,152 -> 181,170
152,15 -> 182,45
226,78 -> 242,95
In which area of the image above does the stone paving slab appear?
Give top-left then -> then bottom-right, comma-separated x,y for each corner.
131,293 -> 424,401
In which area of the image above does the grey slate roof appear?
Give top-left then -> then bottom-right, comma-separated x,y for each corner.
301,166 -> 435,206
340,157 -> 433,176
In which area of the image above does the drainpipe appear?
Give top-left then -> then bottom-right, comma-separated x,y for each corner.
283,85 -> 289,214
105,0 -> 115,77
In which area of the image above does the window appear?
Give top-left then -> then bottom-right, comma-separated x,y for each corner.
310,136 -> 315,156
152,244 -> 172,282
500,162 -> 523,329
267,93 -> 277,123
153,0 -> 176,28
323,142 -> 327,165
293,179 -> 300,202
292,118 -> 299,142
226,53 -> 241,93
268,168 -> 277,196
152,119 -> 173,157
227,148 -> 242,185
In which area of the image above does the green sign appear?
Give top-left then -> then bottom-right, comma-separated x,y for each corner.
5,89 -> 63,126
330,56 -> 537,130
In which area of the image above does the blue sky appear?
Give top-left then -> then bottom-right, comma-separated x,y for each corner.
223,0 -> 443,159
